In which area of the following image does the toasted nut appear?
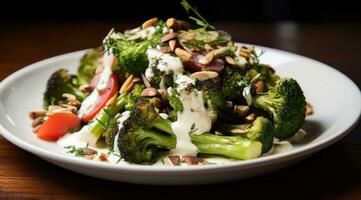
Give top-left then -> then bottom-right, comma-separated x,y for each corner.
215,130 -> 223,136
79,147 -> 97,155
175,48 -> 192,62
79,85 -> 93,93
158,89 -> 167,101
178,20 -> 190,29
239,51 -> 249,57
182,156 -> 204,165
225,56 -> 236,65
99,153 -> 108,162
47,105 -> 62,112
29,110 -> 46,119
32,124 -> 42,133
213,47 -> 228,56
166,18 -> 178,29
31,116 -> 44,128
225,101 -> 233,108
233,105 -> 249,117
160,32 -> 178,43
198,52 -> 214,65
160,46 -> 171,53
255,81 -> 265,92
141,74 -> 152,88
231,126 -> 248,134
245,113 -> 256,123
305,102 -> 313,115
60,104 -> 78,113
105,95 -> 117,106
169,40 -> 177,51
168,155 -> 181,166
62,93 -> 76,101
119,75 -> 134,94
182,32 -> 196,40
67,99 -> 81,107
190,71 -> 218,81
141,87 -> 158,97
142,17 -> 158,29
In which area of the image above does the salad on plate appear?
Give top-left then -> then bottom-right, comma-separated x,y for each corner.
29,0 -> 311,166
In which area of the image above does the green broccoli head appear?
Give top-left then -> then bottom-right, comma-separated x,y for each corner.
101,116 -> 120,151
214,116 -> 274,153
253,78 -> 306,139
244,64 -> 279,90
117,42 -> 149,75
77,48 -> 102,86
43,69 -> 85,109
196,77 -> 225,110
221,66 -> 248,101
117,97 -> 175,164
124,83 -> 146,110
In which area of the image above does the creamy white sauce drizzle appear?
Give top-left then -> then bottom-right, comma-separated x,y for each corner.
113,111 -> 131,154
77,53 -> 113,118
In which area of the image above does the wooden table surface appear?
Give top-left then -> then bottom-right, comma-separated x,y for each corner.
0,21 -> 360,200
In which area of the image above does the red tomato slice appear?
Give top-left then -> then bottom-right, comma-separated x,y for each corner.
81,73 -> 119,122
37,113 -> 81,141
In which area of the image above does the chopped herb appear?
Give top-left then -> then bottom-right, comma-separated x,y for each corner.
64,145 -> 85,157
180,0 -> 214,29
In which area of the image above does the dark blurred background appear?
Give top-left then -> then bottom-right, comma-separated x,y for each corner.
1,0 -> 361,22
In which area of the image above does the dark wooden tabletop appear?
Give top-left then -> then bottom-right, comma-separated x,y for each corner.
0,21 -> 360,200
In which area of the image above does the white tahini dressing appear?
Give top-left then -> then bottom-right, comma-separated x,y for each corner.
113,111 -> 131,153
77,53 -> 114,118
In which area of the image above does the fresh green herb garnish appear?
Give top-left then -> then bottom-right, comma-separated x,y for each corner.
64,145 -> 86,157
180,0 -> 214,29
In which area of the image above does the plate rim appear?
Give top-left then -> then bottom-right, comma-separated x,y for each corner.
0,45 -> 360,173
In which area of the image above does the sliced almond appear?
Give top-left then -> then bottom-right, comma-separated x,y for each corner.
233,105 -> 249,117
168,156 -> 181,166
160,46 -> 171,53
31,116 -> 44,128
141,74 -> 151,88
119,75 -> 134,94
245,113 -> 256,123
215,130 -> 223,136
79,147 -> 98,155
198,52 -> 214,65
32,124 -> 42,133
79,84 -> 93,93
166,18 -> 178,29
142,17 -> 158,29
175,48 -> 192,62
225,56 -> 236,65
169,40 -> 177,52
29,110 -> 46,119
160,32 -> 178,43
60,104 -> 78,113
255,81 -> 265,92
190,71 -> 218,81
141,87 -> 158,97
239,51 -> 249,58
62,93 -> 76,101
305,102 -> 313,115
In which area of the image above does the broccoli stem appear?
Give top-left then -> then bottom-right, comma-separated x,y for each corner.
191,133 -> 262,160
149,116 -> 262,160
88,93 -> 127,140
134,129 -> 176,149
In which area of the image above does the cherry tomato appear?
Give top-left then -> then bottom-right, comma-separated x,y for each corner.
37,113 -> 81,141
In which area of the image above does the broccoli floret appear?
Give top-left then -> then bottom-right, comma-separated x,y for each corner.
244,64 -> 279,90
221,66 -> 248,101
101,116 -> 120,151
124,83 -> 146,110
196,77 -> 225,110
105,32 -> 163,75
43,69 -> 85,109
214,117 -> 274,153
77,49 -> 102,86
252,78 -> 306,139
86,84 -> 145,143
117,98 -> 262,164
191,134 -> 262,160
118,98 -> 176,164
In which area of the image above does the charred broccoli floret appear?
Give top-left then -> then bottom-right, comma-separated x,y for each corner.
101,116 -> 120,151
214,117 -> 274,153
118,98 -> 262,164
252,78 -> 306,139
221,66 -> 248,101
77,48 -> 102,86
117,98 -> 176,164
244,64 -> 279,90
43,69 -> 85,109
196,77 -> 224,110
124,83 -> 146,110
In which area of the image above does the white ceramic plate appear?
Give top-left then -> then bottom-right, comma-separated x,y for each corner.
0,45 -> 360,185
